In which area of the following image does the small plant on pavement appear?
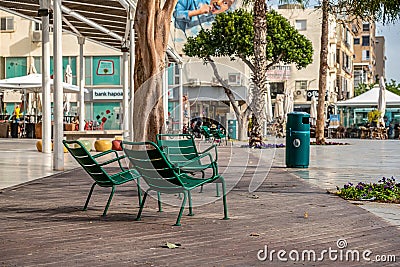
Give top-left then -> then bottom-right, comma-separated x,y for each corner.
336,177 -> 400,203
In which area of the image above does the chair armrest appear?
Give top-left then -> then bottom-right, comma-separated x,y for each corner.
198,144 -> 218,162
94,150 -> 127,170
178,152 -> 215,168
92,149 -> 117,158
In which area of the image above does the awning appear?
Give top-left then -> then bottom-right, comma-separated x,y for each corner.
336,85 -> 400,107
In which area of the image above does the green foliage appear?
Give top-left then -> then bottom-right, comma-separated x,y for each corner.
354,83 -> 374,96
355,80 -> 400,97
385,79 -> 400,96
336,177 -> 400,203
183,9 -> 313,70
367,109 -> 381,123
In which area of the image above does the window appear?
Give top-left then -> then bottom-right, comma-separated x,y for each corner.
295,80 -> 307,90
269,82 -> 284,99
34,22 -> 53,32
362,23 -> 370,32
354,38 -> 360,45
362,50 -> 370,60
5,57 -> 27,78
0,17 -> 14,31
362,36 -> 370,46
295,20 -> 307,31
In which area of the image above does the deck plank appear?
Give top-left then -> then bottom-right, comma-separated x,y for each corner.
1,146 -> 399,266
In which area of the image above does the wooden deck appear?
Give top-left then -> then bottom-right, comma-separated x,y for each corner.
0,146 -> 399,266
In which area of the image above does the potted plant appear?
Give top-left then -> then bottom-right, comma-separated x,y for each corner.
367,109 -> 381,127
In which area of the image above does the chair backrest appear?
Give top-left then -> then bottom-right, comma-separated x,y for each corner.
122,141 -> 183,192
63,140 -> 111,185
156,134 -> 199,165
201,126 -> 212,138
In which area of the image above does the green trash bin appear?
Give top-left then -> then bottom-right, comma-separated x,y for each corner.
228,120 -> 237,140
285,112 -> 310,168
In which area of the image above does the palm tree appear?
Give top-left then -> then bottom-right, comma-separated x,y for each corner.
250,0 -> 268,146
315,0 -> 329,144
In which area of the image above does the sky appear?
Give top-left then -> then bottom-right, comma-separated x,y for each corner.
376,23 -> 400,82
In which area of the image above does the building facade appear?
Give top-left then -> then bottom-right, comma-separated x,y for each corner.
352,20 -> 377,87
0,10 -> 125,129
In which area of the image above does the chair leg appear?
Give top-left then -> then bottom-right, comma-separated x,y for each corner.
83,182 -> 96,211
216,183 -> 220,197
136,178 -> 142,207
157,192 -> 162,212
199,170 -> 205,193
102,185 -> 116,216
220,177 -> 229,220
187,191 -> 194,216
174,191 -> 187,226
135,190 -> 149,221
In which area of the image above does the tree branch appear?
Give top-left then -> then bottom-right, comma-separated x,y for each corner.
266,53 -> 284,70
238,55 -> 255,73
207,56 -> 242,117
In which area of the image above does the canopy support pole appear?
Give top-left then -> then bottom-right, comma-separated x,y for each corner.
53,0 -> 64,170
40,0 -> 52,154
129,18 -> 135,141
78,36 -> 85,131
178,63 -> 183,133
122,49 -> 129,138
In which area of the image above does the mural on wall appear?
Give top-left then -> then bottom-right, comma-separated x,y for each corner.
92,103 -> 121,130
171,0 -> 237,51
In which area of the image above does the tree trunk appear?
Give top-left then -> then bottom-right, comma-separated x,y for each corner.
237,112 -> 249,141
208,59 -> 251,141
133,0 -> 177,142
250,0 -> 268,146
316,0 -> 329,145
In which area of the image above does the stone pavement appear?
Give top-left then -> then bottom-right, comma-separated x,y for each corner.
0,138 -> 399,266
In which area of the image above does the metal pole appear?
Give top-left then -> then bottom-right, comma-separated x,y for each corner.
122,50 -> 129,138
163,62 -> 169,132
178,63 -> 183,133
40,0 -> 51,153
129,23 -> 135,141
53,0 -> 64,170
78,36 -> 85,131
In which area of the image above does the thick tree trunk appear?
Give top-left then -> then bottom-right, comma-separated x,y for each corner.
237,112 -> 249,141
316,0 -> 329,145
133,0 -> 177,142
250,0 -> 268,146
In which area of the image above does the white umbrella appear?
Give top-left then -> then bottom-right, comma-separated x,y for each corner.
274,94 -> 284,120
27,64 -> 37,116
284,88 -> 294,119
310,95 -> 317,126
378,76 -> 386,127
63,65 -> 73,115
28,63 -> 37,75
0,74 -> 88,93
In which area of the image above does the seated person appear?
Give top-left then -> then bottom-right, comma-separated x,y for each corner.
71,116 -> 79,131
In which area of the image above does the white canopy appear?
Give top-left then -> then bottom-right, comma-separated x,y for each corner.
0,74 -> 88,93
336,85 -> 400,107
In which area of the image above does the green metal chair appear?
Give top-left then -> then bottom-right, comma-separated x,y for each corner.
211,128 -> 229,146
200,125 -> 214,142
156,133 -> 220,193
63,140 -> 142,216
156,133 -> 219,195
122,141 -> 228,226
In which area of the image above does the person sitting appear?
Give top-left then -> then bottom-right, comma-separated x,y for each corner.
71,116 -> 79,131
